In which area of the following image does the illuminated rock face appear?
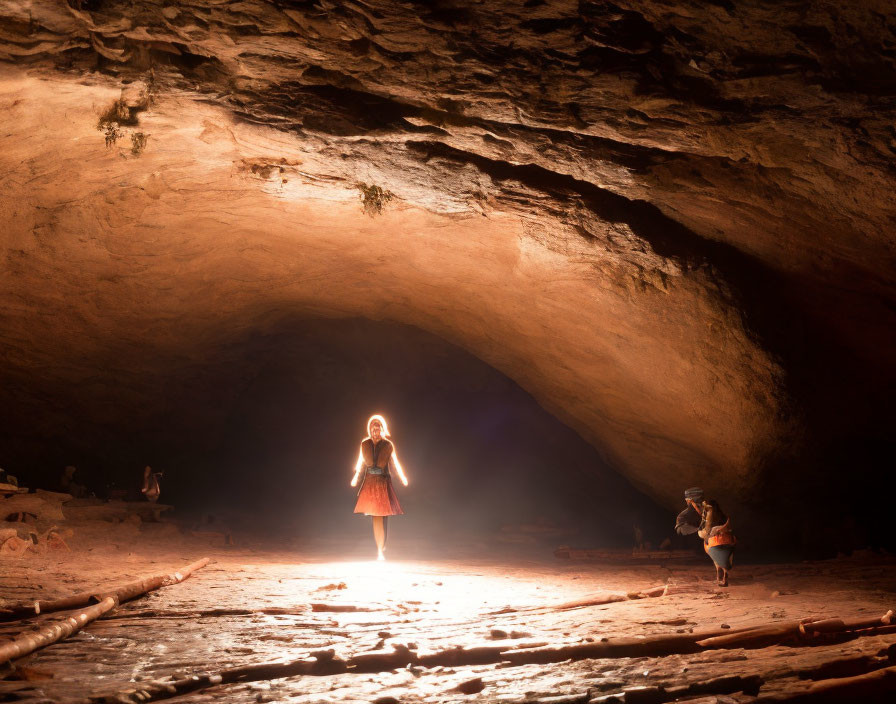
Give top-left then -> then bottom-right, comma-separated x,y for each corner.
0,2 -> 893,522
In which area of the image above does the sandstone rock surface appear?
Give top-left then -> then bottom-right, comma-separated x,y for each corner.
0,1 -> 893,530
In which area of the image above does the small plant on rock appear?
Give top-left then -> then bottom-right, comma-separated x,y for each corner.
96,95 -> 152,153
356,182 -> 394,216
130,132 -> 149,155
96,97 -> 142,150
101,122 -> 123,148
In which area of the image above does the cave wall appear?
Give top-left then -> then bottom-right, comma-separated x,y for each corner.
0,1 -> 894,536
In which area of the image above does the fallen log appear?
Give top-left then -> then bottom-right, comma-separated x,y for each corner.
753,664 -> 896,702
639,586 -> 668,598
695,619 -> 813,649
83,627 -> 759,703
79,611 -> 896,704
503,628 -> 752,664
544,593 -> 629,611
83,642 -> 508,703
102,607 -> 313,620
81,650 -> 349,703
417,645 -> 506,668
590,674 -> 763,704
507,611 -> 894,665
579,651 -> 896,704
796,652 -> 892,681
840,609 -> 893,630
0,557 -> 211,621
95,557 -> 210,606
696,610 -> 894,650
348,645 -> 423,672
0,596 -> 117,663
531,582 -> 716,613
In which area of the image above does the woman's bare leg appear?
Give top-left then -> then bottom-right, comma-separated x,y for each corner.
372,516 -> 386,559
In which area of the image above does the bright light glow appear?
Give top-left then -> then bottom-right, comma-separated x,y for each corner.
391,451 -> 408,487
284,559 -> 548,621
350,413 -> 409,487
350,447 -> 364,487
366,414 -> 390,438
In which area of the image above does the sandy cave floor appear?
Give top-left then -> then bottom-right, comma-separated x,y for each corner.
1,529 -> 896,703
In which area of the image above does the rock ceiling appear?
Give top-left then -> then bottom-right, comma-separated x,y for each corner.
0,1 -> 894,519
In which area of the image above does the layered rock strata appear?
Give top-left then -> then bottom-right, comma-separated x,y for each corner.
0,1 -> 894,531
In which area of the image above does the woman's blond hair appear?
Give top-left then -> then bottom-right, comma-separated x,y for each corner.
367,414 -> 390,438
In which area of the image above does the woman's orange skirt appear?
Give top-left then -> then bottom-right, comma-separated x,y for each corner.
354,474 -> 403,516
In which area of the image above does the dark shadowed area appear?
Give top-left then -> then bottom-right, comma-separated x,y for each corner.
0,318 -> 668,549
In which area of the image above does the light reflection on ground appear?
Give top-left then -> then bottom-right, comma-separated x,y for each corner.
292,558 -> 548,621
2,544 -> 895,703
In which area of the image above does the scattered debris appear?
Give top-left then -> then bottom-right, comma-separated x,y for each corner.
315,582 -> 347,592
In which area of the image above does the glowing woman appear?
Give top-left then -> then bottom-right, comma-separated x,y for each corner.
351,414 -> 408,560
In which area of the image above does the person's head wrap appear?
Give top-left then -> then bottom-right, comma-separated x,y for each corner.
677,487 -> 704,535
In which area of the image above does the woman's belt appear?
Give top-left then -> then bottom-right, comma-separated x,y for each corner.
365,466 -> 387,476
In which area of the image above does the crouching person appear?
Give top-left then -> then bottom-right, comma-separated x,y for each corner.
676,487 -> 736,587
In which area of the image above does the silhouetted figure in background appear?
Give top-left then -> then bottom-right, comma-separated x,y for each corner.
350,414 -> 408,560
141,466 -> 162,503
60,465 -> 87,498
633,522 -> 644,550
676,487 -> 736,586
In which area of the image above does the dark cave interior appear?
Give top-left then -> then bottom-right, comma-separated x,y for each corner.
0,318 -> 672,550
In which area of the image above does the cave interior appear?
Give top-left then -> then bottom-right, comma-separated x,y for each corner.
0,1 -> 895,702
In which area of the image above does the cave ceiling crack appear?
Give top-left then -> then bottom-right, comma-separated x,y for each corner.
400,138 -> 805,389
212,70 -> 738,174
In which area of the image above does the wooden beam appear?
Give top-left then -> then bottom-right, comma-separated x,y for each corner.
0,557 -> 210,622
0,597 -> 117,664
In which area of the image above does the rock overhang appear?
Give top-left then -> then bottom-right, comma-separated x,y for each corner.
0,1 -> 893,536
